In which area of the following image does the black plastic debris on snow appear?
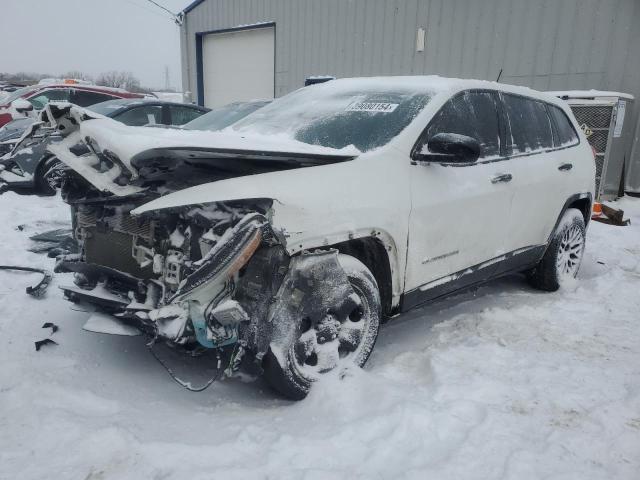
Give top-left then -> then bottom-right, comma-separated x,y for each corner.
0,265 -> 53,297
29,228 -> 78,257
35,323 -> 59,351
42,322 -> 59,334
34,339 -> 58,351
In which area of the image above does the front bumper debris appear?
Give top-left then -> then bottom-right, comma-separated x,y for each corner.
57,212 -> 270,348
0,265 -> 53,297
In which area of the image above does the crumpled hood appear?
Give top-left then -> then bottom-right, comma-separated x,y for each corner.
77,117 -> 360,172
47,106 -> 360,197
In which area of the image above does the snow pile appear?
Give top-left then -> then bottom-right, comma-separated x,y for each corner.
0,191 -> 639,479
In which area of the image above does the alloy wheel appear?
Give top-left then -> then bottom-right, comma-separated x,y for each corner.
556,224 -> 585,279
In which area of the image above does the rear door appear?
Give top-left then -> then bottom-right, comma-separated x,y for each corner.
404,90 -> 513,306
498,94 -> 568,260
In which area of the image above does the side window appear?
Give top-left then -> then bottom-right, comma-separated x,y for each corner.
423,91 -> 501,159
114,105 -> 163,126
71,90 -> 118,107
27,88 -> 70,110
549,105 -> 579,147
503,94 -> 553,154
169,105 -> 203,126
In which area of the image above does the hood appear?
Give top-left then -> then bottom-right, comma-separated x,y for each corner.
47,105 -> 359,197
71,116 -> 359,171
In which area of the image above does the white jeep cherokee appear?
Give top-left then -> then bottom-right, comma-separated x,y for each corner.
47,77 -> 594,399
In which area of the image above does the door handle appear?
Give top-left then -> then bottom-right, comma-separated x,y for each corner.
558,163 -> 573,171
491,173 -> 513,184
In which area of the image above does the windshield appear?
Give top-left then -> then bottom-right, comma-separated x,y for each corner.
232,81 -> 434,152
2,85 -> 39,105
183,101 -> 270,131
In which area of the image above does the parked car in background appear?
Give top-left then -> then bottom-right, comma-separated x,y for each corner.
0,98 -> 210,194
0,81 -> 145,128
0,117 -> 35,156
89,98 -> 209,127
181,100 -> 270,131
43,76 -> 595,400
0,82 -> 27,94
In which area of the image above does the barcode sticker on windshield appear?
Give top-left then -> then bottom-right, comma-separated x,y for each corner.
346,102 -> 399,113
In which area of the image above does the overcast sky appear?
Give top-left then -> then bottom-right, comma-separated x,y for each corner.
0,0 -> 187,90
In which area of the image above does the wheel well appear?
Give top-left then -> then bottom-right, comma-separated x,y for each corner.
567,197 -> 591,225
328,237 -> 394,320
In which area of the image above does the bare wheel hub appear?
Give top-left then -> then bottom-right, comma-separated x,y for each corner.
292,291 -> 370,379
44,161 -> 64,189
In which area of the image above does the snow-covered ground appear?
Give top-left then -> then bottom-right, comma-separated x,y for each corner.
0,191 -> 639,480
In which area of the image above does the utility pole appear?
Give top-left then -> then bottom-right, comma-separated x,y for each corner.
164,65 -> 171,91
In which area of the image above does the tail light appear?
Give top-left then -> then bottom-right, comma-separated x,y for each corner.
0,113 -> 13,128
590,145 -> 597,160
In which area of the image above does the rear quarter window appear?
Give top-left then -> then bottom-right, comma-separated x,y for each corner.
549,105 -> 579,147
503,94 -> 554,154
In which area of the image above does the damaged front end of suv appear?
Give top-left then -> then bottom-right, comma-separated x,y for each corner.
61,200 -> 275,349
46,103 -> 380,399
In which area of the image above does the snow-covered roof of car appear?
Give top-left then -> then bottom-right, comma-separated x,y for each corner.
303,76 -> 572,106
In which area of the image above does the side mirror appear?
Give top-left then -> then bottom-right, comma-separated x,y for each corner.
13,98 -> 34,114
418,132 -> 481,163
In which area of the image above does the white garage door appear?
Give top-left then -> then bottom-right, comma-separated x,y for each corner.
202,26 -> 275,108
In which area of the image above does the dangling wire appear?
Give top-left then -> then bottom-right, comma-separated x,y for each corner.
146,334 -> 237,392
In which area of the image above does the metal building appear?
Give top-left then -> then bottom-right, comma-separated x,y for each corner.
180,0 -> 640,186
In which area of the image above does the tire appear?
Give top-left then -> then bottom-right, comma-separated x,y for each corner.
262,254 -> 381,400
529,208 -> 586,291
34,156 -> 64,196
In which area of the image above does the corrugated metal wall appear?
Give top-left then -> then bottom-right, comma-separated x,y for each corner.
181,0 -> 640,169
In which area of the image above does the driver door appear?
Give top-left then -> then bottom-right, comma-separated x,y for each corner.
404,90 -> 514,307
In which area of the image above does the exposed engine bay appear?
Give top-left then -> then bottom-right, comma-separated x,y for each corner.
58,194 -> 271,347
55,153 -> 356,370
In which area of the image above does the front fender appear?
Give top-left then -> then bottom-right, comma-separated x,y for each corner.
133,151 -> 411,311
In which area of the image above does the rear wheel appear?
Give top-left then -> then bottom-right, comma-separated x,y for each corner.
35,156 -> 64,196
529,208 -> 586,291
263,254 -> 381,400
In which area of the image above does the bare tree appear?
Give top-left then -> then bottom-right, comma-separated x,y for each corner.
10,72 -> 51,82
62,71 -> 93,82
96,71 -> 142,92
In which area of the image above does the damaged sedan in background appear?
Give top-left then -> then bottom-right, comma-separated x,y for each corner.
39,77 -> 594,399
